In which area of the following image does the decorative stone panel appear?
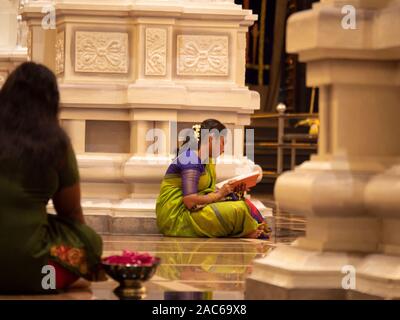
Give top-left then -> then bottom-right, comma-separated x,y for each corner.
75,31 -> 128,73
145,27 -> 167,76
177,35 -> 229,76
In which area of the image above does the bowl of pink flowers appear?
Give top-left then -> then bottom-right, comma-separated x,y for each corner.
102,250 -> 160,299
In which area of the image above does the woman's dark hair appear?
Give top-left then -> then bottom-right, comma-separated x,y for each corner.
177,119 -> 227,155
0,62 -> 69,171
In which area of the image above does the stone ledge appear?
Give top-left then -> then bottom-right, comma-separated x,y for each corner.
85,214 -> 160,235
49,197 -> 274,235
245,278 -> 347,300
86,212 -> 275,236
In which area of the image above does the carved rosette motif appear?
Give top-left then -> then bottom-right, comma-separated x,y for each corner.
75,31 -> 128,73
55,31 -> 65,75
145,28 -> 167,76
177,35 -> 229,76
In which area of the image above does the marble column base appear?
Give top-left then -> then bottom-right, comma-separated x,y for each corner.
355,254 -> 400,299
245,278 -> 347,300
245,245 -> 364,300
245,245 -> 400,300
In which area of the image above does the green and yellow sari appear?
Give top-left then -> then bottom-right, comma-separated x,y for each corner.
156,150 -> 261,238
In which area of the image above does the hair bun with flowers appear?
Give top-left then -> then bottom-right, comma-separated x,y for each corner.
192,123 -> 201,142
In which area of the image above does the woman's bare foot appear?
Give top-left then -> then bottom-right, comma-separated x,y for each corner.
244,228 -> 264,239
244,223 -> 267,239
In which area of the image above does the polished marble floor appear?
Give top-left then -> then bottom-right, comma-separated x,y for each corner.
0,235 -> 282,300
0,194 -> 304,300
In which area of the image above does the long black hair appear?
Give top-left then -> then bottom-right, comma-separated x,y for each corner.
177,119 -> 227,155
0,62 -> 69,171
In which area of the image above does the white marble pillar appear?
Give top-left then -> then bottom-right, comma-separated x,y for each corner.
62,120 -> 85,153
246,0 -> 400,299
130,120 -> 154,156
0,0 -> 27,86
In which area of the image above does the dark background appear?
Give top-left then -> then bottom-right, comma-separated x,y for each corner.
234,0 -> 319,114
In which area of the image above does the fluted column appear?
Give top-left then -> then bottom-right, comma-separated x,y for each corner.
246,0 -> 400,299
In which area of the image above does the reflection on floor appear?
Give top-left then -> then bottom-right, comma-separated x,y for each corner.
0,235 -> 289,300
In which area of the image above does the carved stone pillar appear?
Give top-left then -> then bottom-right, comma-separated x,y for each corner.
246,0 -> 400,300
0,0 -> 27,87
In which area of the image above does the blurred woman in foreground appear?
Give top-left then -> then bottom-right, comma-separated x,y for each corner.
0,62 -> 103,293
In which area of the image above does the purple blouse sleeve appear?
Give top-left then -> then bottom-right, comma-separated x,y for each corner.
181,168 -> 202,196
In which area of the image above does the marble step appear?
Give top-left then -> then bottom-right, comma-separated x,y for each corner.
85,213 -> 276,236
49,198 -> 275,235
85,214 -> 160,235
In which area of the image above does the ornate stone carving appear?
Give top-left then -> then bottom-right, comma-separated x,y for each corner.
177,35 -> 229,76
75,31 -> 128,73
55,30 -> 65,75
145,27 -> 167,76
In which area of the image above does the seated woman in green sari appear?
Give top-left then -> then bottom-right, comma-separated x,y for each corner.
156,119 -> 268,239
0,62 -> 103,293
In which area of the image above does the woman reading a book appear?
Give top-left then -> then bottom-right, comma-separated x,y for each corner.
156,119 -> 268,239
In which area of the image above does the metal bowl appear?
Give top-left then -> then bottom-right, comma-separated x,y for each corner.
102,257 -> 161,300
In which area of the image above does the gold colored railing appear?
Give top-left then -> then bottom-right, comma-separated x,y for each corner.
251,103 -> 319,177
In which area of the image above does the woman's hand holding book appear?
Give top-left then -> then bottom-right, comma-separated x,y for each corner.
216,181 -> 236,199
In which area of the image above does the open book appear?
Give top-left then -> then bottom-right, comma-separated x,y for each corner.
215,171 -> 261,190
